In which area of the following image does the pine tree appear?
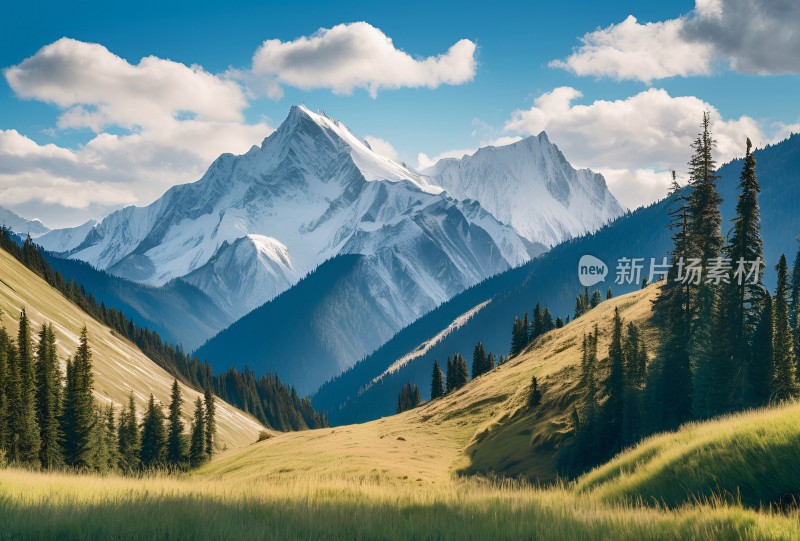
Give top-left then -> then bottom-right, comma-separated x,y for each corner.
542,308 -> 554,333
687,113 -> 724,419
622,323 -> 646,445
575,296 -> 585,319
606,287 -> 613,300
140,394 -> 166,468
652,172 -> 693,431
35,323 -> 63,469
102,403 -> 118,471
167,379 -> 185,467
487,353 -> 496,372
0,320 -> 9,453
204,384 -> 216,457
747,291 -> 773,406
189,397 -> 206,467
710,138 -> 764,414
451,354 -> 469,390
555,317 -> 564,329
396,383 -> 422,413
791,244 -> 800,358
590,290 -> 602,309
772,255 -> 799,401
62,327 -> 96,468
471,342 -> 489,378
529,375 -> 542,408
10,309 -> 40,464
430,359 -> 445,399
602,308 -> 625,454
531,304 -> 543,341
117,392 -> 141,471
445,356 -> 455,393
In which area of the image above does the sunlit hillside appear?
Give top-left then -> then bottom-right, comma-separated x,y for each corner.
203,285 -> 660,484
0,248 -> 264,450
3,284 -> 800,539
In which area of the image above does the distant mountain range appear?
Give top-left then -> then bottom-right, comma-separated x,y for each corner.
27,105 -> 622,390
0,205 -> 49,237
313,134 -> 800,425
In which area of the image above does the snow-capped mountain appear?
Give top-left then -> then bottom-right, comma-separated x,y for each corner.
421,133 -> 624,247
0,205 -> 49,237
39,105 -> 538,324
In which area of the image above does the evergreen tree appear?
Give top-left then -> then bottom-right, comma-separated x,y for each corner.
487,353 -> 496,372
531,304 -> 543,341
62,327 -> 96,468
204,385 -> 216,457
590,290 -> 602,309
430,359 -> 445,399
396,383 -> 422,413
602,308 -> 625,454
772,255 -> 799,401
471,342 -> 489,378
622,323 -> 646,445
791,244 -> 800,358
35,323 -> 63,469
9,309 -> 40,464
606,287 -> 613,300
529,375 -> 542,408
687,113 -> 724,419
167,379 -> 185,467
102,403 -> 118,471
574,296 -> 585,319
445,356 -> 455,393
451,354 -> 469,390
117,392 -> 141,471
652,173 -> 693,431
189,397 -> 206,467
542,308 -> 554,333
555,317 -> 564,329
0,320 -> 9,453
583,287 -> 590,313
140,394 -> 166,468
747,292 -> 773,406
710,138 -> 764,414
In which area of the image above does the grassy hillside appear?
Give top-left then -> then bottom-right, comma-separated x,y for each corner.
0,247 -> 264,450
577,402 -> 800,509
3,283 -> 800,539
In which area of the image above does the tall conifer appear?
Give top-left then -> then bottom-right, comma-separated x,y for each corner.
430,359 -> 445,399
167,379 -> 185,467
772,255 -> 799,401
35,323 -> 62,469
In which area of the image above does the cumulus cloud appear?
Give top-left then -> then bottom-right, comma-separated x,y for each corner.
249,22 -> 477,98
5,38 -> 248,131
552,0 -> 800,82
504,86 -> 765,208
2,39 -> 271,227
364,135 -> 399,161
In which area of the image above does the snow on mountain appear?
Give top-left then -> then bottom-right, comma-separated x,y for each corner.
33,219 -> 95,252
0,205 -> 50,237
182,234 -> 299,320
421,133 -> 624,247
38,105 -> 537,324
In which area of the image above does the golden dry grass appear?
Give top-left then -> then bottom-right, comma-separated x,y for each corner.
0,248 -> 264,450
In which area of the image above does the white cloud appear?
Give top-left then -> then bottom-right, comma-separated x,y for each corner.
5,38 -> 248,131
504,86 -> 765,208
249,22 -> 477,98
1,39 -> 271,227
363,135 -> 399,161
552,0 -> 800,82
416,148 -> 476,171
550,16 -> 713,83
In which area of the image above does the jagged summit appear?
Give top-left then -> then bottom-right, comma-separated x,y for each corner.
422,132 -> 623,247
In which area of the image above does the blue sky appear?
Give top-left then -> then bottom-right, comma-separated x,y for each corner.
1,0 -> 799,227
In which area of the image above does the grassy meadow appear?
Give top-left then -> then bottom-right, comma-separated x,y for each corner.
2,285 -> 800,539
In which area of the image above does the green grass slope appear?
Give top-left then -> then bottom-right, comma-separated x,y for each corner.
577,403 -> 800,509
